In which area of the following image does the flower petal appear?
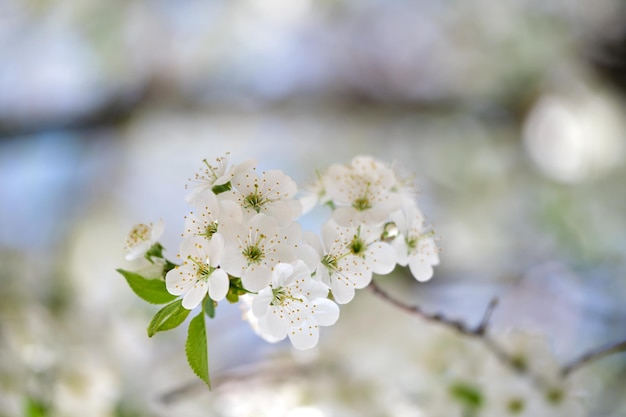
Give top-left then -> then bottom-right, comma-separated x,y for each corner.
242,264 -> 272,292
366,241 -> 397,275
182,280 -> 209,309
310,298 -> 340,326
288,319 -> 319,350
252,287 -> 274,317
166,266 -> 195,296
208,269 -> 229,301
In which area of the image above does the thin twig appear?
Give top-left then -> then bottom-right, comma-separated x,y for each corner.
368,280 -> 547,385
562,338 -> 626,377
476,297 -> 499,335
369,279 -> 626,384
368,279 -> 478,336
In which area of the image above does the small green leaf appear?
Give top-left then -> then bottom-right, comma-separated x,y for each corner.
186,313 -> 211,389
117,269 -> 177,304
148,299 -> 191,337
204,297 -> 216,318
24,397 -> 48,417
211,182 -> 231,195
144,242 -> 164,261
449,381 -> 483,410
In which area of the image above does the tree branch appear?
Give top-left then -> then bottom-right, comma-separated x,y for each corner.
369,279 -> 626,383
561,338 -> 626,377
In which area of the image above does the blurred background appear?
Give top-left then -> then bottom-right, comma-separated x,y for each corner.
2,0 -> 626,416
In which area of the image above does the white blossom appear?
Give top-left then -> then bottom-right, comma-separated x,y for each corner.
124,218 -> 164,261
390,206 -> 439,282
324,156 -> 406,226
182,190 -> 243,239
220,214 -> 303,292
250,261 -> 339,350
306,219 -> 396,304
223,167 -> 302,226
166,234 -> 229,309
185,153 -> 257,204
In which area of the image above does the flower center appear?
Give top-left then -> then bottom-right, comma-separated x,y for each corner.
270,287 -> 302,306
203,221 -> 219,238
352,196 -> 372,211
349,235 -> 367,256
189,256 -> 214,281
321,254 -> 338,270
243,244 -> 264,264
127,224 -> 150,246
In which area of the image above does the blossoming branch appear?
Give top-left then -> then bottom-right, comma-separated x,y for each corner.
117,154 -> 439,387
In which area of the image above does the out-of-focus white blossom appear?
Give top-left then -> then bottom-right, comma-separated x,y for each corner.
124,218 -> 164,261
390,207 -> 439,282
185,154 -> 257,203
324,156 -> 407,227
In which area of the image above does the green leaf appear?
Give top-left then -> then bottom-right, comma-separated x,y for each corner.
147,299 -> 191,337
204,297 -> 216,318
186,312 -> 211,389
116,269 -> 177,304
24,397 -> 48,417
449,381 -> 483,411
144,242 -> 164,261
211,182 -> 231,195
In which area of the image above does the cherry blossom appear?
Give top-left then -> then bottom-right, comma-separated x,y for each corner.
250,261 -> 339,350
222,167 -> 302,226
166,234 -> 229,309
124,218 -> 164,261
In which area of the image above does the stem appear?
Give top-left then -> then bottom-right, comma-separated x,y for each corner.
561,338 -> 626,377
369,279 -> 626,384
368,280 -> 546,385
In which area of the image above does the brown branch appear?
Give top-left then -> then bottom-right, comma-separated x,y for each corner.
368,280 -> 547,385
561,338 -> 626,377
369,279 -> 626,385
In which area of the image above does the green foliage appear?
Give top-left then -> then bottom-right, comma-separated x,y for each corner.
116,269 -> 177,304
186,312 -> 211,389
204,297 -> 216,318
24,397 -> 48,417
225,277 -> 251,303
144,242 -> 165,262
147,299 -> 190,337
212,182 -> 231,195
449,381 -> 483,412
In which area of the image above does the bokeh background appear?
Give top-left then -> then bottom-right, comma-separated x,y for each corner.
2,0 -> 626,416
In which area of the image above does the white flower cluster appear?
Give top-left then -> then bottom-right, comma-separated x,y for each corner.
125,154 -> 439,350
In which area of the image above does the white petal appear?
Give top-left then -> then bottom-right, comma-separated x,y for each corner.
182,280 -> 209,309
252,287 -> 274,317
331,207 -> 359,227
206,233 -> 225,266
218,199 -> 243,223
266,307 -> 289,340
296,243 -> 321,271
221,246 -> 247,277
366,242 -> 397,275
310,298 -> 340,326
303,230 -> 323,256
288,319 -> 319,350
242,265 -> 272,292
150,218 -> 165,241
166,266 -> 195,296
208,269 -> 229,301
330,278 -> 356,304
272,263 -> 295,288
409,257 -> 434,282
